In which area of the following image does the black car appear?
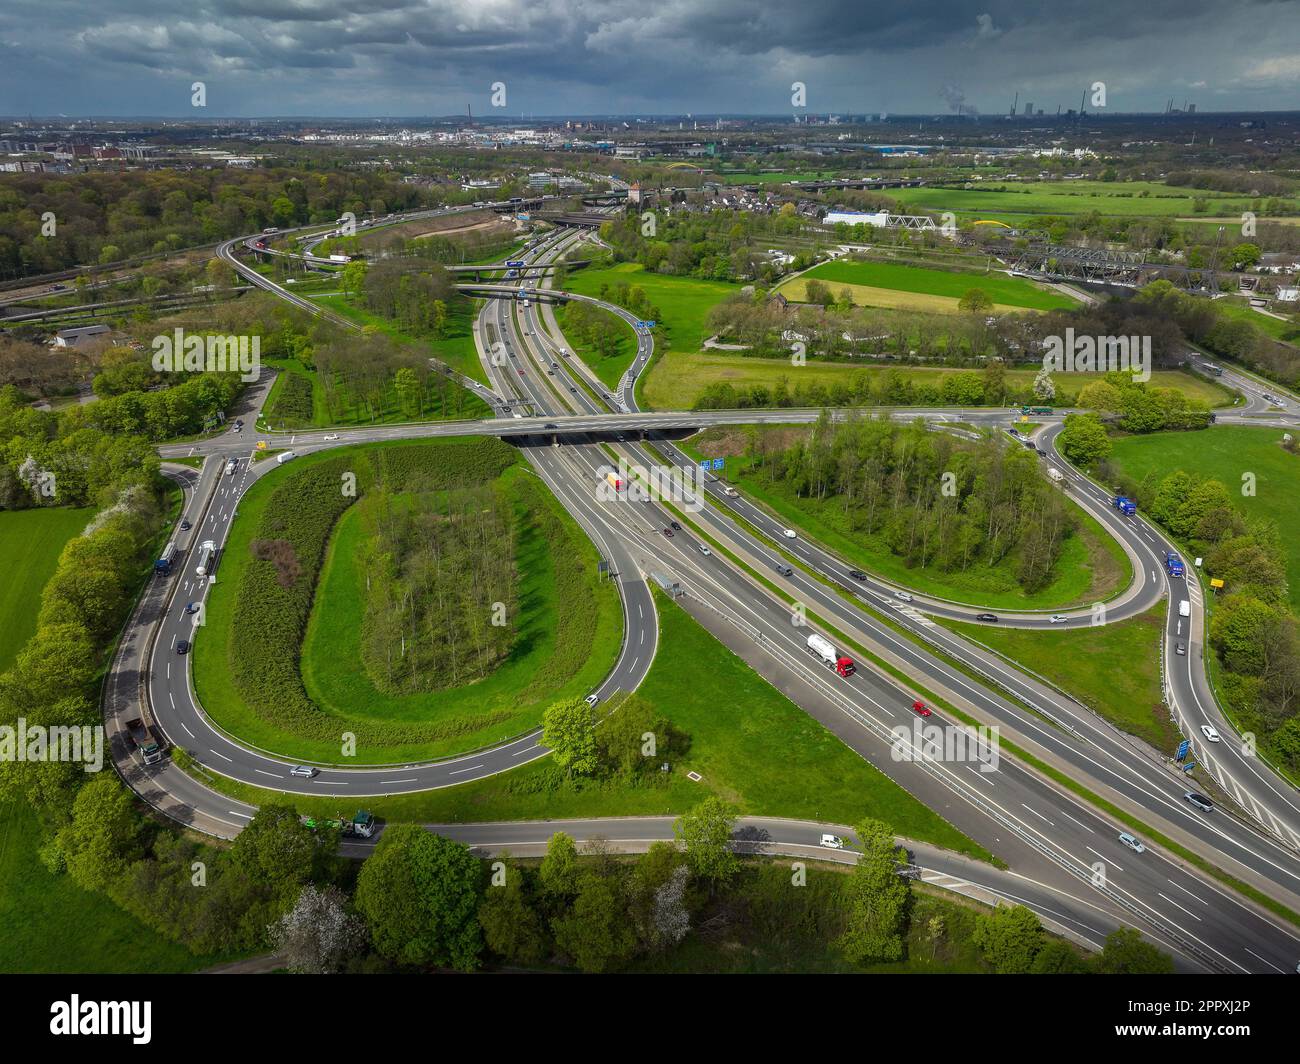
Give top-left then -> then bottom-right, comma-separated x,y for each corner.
1036,447 -> 1047,456
848,570 -> 867,582
176,640 -> 191,655
975,613 -> 999,623
544,423 -> 558,429
179,520 -> 191,531
774,562 -> 793,577
670,520 -> 681,530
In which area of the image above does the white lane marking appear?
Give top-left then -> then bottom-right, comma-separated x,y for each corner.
1166,878 -> 1208,906
254,769 -> 280,779
209,748 -> 233,762
1020,803 -> 1054,826
381,778 -> 418,785
1243,948 -> 1286,973
1086,845 -> 1121,871
449,764 -> 485,776
182,723 -> 195,738
1156,892 -> 1202,921
228,810 -> 252,820
512,745 -> 540,757
1058,809 -> 1094,833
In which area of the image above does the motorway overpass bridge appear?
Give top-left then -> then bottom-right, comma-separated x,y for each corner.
533,211 -> 612,228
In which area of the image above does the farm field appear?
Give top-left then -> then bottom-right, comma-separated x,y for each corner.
888,180 -> 1290,219
0,507 -> 94,668
1108,426 -> 1300,612
781,259 -> 1076,313
640,349 -> 1234,410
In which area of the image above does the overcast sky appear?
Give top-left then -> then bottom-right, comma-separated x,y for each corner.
2,0 -> 1298,118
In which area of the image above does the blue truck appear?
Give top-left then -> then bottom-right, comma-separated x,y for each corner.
1113,495 -> 1137,516
1166,553 -> 1185,578
153,541 -> 176,575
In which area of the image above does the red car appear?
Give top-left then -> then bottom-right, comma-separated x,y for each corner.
662,528 -> 674,537
911,700 -> 932,718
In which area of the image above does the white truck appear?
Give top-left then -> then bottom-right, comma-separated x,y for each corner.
328,254 -> 350,263
1046,467 -> 1064,483
276,451 -> 297,464
195,540 -> 217,577
806,633 -> 856,677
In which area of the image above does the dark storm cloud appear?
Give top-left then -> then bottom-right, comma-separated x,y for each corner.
0,0 -> 1296,116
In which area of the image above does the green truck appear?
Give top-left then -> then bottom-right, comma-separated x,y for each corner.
1021,404 -> 1054,415
303,810 -> 377,839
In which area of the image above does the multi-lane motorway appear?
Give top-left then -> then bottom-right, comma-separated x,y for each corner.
105,215 -> 1300,973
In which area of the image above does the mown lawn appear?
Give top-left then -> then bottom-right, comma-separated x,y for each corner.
0,507 -> 94,669
681,426 -> 1131,611
1108,426 -> 1300,612
563,262 -> 736,356
182,588 -> 990,861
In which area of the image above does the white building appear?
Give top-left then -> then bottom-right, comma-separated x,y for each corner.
824,210 -> 891,228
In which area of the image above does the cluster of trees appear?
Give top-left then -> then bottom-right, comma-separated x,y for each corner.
599,208 -> 816,282
309,333 -> 478,424
560,299 -> 631,363
359,260 -> 455,337
541,693 -> 688,781
360,486 -> 517,694
751,414 -> 1075,593
0,167 -> 436,279
1132,281 -> 1300,390
693,367 -> 1014,412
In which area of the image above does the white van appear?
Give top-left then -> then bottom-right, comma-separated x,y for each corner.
276,451 -> 297,465
1178,600 -> 1190,618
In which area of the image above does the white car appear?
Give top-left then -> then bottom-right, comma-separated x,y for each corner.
782,528 -> 797,540
584,694 -> 599,708
323,433 -> 339,441
1049,614 -> 1068,624
1118,832 -> 1146,854
289,765 -> 317,779
819,834 -> 845,849
894,590 -> 913,602
1200,724 -> 1221,744
698,544 -> 712,557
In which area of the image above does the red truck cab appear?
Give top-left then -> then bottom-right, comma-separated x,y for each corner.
835,656 -> 855,677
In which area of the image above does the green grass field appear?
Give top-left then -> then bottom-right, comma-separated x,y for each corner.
786,259 -> 1075,313
945,606 -> 1174,752
564,262 -> 736,357
681,427 -> 1130,611
311,291 -> 494,391
0,507 -> 94,669
888,180 -> 1290,220
0,508 -> 218,973
1108,426 -> 1300,612
178,587 -> 989,859
1213,301 -> 1300,345
556,301 -> 638,391
193,443 -> 622,763
639,349 -> 1231,411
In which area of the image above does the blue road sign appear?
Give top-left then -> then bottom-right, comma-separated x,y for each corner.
1176,739 -> 1190,761
698,460 -> 709,471
1183,762 -> 1196,774
711,458 -> 725,471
